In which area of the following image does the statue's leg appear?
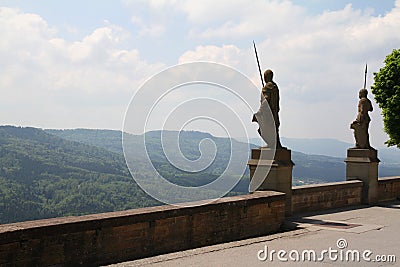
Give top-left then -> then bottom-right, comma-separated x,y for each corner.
354,128 -> 360,148
358,124 -> 368,148
366,122 -> 371,148
274,113 -> 282,148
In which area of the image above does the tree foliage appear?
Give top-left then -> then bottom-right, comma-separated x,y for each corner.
371,49 -> 400,148
0,126 -> 162,224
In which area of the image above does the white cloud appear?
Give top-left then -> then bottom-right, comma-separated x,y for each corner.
131,15 -> 165,37
0,7 -> 164,129
179,45 -> 242,65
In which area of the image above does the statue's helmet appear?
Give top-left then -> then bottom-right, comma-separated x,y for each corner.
359,88 -> 368,98
264,69 -> 273,83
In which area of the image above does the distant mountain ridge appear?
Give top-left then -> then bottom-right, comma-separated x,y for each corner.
48,128 -> 400,181
246,136 -> 400,164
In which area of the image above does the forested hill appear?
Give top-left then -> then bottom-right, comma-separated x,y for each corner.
2,126 -> 400,224
47,129 -> 251,190
0,126 -> 160,224
46,128 -> 124,154
0,126 -> 249,224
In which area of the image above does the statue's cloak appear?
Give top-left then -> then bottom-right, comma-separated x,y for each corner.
253,94 -> 275,146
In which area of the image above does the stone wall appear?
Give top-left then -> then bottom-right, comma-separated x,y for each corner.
292,180 -> 363,214
0,191 -> 285,267
3,176 -> 400,266
378,176 -> 400,202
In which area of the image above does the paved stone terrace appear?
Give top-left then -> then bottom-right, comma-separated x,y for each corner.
109,200 -> 400,267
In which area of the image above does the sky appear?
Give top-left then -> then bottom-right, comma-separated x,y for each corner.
0,0 -> 399,147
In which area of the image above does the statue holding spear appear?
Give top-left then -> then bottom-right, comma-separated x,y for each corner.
350,64 -> 374,149
252,41 -> 283,148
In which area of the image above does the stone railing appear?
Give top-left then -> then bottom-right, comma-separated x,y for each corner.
292,180 -> 363,214
1,176 -> 400,266
378,176 -> 400,202
0,191 -> 285,266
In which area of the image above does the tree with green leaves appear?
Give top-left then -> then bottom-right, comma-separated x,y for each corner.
371,49 -> 400,148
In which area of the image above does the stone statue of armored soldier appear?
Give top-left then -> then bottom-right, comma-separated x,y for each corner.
350,88 -> 373,149
252,69 -> 283,148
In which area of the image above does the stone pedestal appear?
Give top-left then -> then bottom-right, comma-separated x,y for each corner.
248,147 -> 294,216
345,148 -> 380,204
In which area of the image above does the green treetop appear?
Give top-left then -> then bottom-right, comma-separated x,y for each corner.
371,49 -> 400,148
